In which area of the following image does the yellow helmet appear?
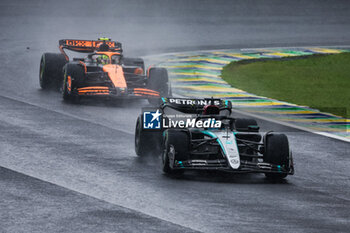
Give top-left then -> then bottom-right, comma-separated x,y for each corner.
97,54 -> 109,64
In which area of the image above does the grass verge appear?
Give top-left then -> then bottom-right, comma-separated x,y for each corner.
221,53 -> 350,118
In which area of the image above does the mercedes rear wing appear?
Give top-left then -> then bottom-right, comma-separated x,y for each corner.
160,97 -> 232,114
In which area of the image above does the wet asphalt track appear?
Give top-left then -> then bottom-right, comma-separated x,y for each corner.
1,0 -> 350,232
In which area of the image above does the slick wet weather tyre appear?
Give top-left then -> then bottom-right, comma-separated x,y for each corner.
234,118 -> 259,132
162,140 -> 176,175
62,64 -> 84,102
147,67 -> 170,105
162,130 -> 190,175
135,116 -> 157,156
63,63 -> 85,88
39,53 -> 67,90
263,133 -> 290,179
122,57 -> 145,71
62,74 -> 74,101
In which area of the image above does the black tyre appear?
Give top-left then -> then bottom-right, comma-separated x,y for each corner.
162,130 -> 190,174
62,73 -> 75,101
122,57 -> 145,71
135,115 -> 161,156
263,133 -> 290,179
64,63 -> 85,87
148,67 -> 170,97
62,74 -> 71,101
39,53 -> 67,90
62,63 -> 85,101
233,118 -> 259,132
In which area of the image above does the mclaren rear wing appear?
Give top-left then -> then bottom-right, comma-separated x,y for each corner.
58,39 -> 122,60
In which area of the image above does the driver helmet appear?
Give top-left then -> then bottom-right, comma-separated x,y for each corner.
97,54 -> 109,64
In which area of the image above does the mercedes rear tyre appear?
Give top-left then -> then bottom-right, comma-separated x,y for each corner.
135,115 -> 159,156
263,133 -> 290,179
39,53 -> 67,90
233,118 -> 259,132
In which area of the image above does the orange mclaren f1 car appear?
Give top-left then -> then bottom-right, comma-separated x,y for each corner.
39,38 -> 170,103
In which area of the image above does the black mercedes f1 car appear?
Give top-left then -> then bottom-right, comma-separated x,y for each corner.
135,98 -> 294,179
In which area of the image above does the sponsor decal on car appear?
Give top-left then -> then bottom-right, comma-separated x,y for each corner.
162,118 -> 221,128
167,98 -> 221,106
143,110 -> 162,129
142,109 -> 222,130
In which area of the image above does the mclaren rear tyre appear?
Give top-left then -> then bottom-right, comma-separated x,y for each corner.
122,57 -> 145,71
39,53 -> 67,90
147,67 -> 171,105
148,98 -> 161,106
263,133 -> 290,179
162,130 -> 190,175
135,116 -> 160,157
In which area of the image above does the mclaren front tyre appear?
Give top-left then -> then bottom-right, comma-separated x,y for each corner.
62,64 -> 84,102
